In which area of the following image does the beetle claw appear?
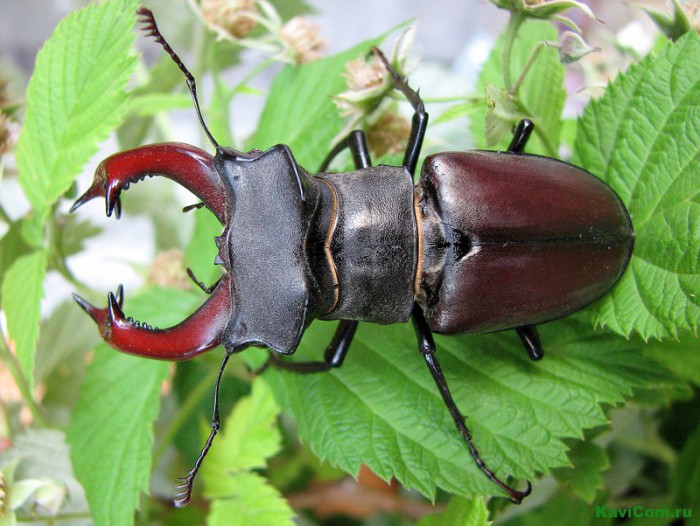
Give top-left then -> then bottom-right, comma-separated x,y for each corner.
505,480 -> 532,504
69,143 -> 226,223
73,275 -> 233,361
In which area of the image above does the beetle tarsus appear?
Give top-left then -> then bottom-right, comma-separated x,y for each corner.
183,201 -> 205,213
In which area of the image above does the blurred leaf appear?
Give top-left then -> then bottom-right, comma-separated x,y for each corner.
432,100 -> 481,125
35,300 -> 99,385
67,287 -> 201,526
0,429 -> 90,525
51,215 -> 102,261
185,206 -> 222,287
264,316 -> 675,501
269,0 -> 316,20
552,440 -> 609,503
128,93 -> 193,118
470,21 -> 565,155
0,220 -> 33,291
203,377 -> 294,526
573,32 -> 700,339
640,0 -> 693,41
417,496 -> 490,526
1,249 -> 47,392
117,53 -> 186,149
671,419 -> 700,511
16,0 -> 138,221
644,332 -> 700,387
248,37 -> 383,170
499,491 -> 611,526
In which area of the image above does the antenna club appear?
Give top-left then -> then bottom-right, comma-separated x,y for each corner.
136,7 -> 220,150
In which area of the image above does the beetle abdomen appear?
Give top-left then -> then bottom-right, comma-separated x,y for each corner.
416,151 -> 634,334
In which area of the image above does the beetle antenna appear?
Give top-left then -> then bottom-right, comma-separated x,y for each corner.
174,352 -> 231,507
136,7 -> 220,150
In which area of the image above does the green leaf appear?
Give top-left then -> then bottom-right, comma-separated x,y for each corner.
416,497 -> 491,526
432,100 -> 481,125
0,429 -> 89,521
671,419 -> 700,510
552,440 -> 609,503
0,219 -> 34,293
203,377 -> 282,483
573,32 -> 700,339
127,93 -> 193,118
499,491 -> 611,526
644,332 -> 700,387
470,20 -> 565,156
16,0 -> 138,220
67,287 -> 200,526
1,249 -> 47,392
248,37 -> 383,170
50,215 -> 102,262
263,316 -> 673,501
203,377 -> 294,526
186,207 -> 222,287
206,473 -> 294,526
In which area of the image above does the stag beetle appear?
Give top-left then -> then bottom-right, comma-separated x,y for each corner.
71,8 -> 634,507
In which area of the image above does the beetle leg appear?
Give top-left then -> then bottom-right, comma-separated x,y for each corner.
175,350 -> 231,507
516,325 -> 544,361
372,47 -> 428,176
186,267 -> 221,295
411,304 -> 532,504
320,130 -> 372,172
72,275 -> 232,361
507,119 -> 535,153
261,320 -> 359,373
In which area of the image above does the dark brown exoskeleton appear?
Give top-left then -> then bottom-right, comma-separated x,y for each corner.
71,8 -> 634,508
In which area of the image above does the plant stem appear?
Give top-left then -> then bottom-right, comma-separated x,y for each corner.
0,334 -> 46,427
510,40 -> 557,96
501,12 -> 526,92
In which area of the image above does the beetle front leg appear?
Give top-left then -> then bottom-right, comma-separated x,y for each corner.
411,304 -> 532,504
262,320 -> 358,374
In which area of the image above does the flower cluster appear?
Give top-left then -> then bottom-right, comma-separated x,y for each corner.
489,0 -> 598,31
0,78 -> 19,156
188,0 -> 327,64
331,26 -> 416,154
